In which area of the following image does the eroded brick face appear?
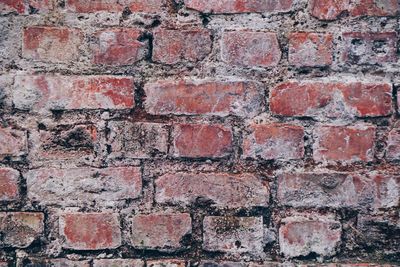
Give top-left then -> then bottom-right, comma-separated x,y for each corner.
0,127 -> 27,159
60,213 -> 121,250
221,31 -> 281,67
131,213 -> 192,251
0,168 -> 19,201
66,0 -> 166,13
0,0 -> 52,14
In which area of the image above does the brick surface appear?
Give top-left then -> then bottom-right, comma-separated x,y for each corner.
172,124 -> 233,158
144,79 -> 263,117
153,29 -> 212,64
289,32 -> 333,67
23,27 -> 84,63
131,213 -> 192,251
24,258 -> 90,267
155,172 -> 269,208
203,216 -> 264,256
341,32 -> 397,65
184,0 -> 293,14
26,167 -> 142,206
66,0 -> 166,13
386,128 -> 400,160
93,259 -> 144,267
147,260 -> 186,267
0,127 -> 27,159
108,121 -> 169,159
221,31 -> 281,67
60,212 -> 121,250
279,215 -> 342,258
0,0 -> 52,14
313,124 -> 376,162
92,28 -> 147,65
242,123 -> 304,160
0,212 -> 44,248
0,167 -> 19,201
270,81 -> 392,118
310,0 -> 399,20
277,172 -> 399,209
13,75 -> 135,111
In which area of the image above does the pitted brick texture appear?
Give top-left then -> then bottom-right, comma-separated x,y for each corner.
0,0 -> 399,265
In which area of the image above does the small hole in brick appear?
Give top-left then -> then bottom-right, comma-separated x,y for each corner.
235,240 -> 241,248
372,40 -> 388,54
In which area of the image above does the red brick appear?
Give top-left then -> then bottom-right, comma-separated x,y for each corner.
172,124 -> 233,158
26,167 -> 142,207
184,0 -> 293,14
147,260 -> 185,267
310,0 -> 399,20
131,213 -> 192,251
66,0 -> 166,13
93,259 -> 144,267
289,32 -> 333,67
32,124 -> 98,161
279,214 -> 342,257
13,75 -> 134,111
25,258 -> 90,267
153,29 -> 212,64
0,0 -> 52,14
92,28 -> 147,66
341,32 -> 397,65
242,123 -> 304,160
23,27 -> 84,63
386,128 -> 400,160
221,31 -> 281,67
144,79 -> 263,117
277,172 -> 399,209
108,122 -> 169,159
203,216 -> 264,256
270,81 -> 392,118
0,212 -> 44,248
155,172 -> 269,208
0,167 -> 19,201
313,124 -> 376,162
60,212 -> 121,250
0,127 -> 27,159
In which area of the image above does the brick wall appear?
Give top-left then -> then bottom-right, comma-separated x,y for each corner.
0,0 -> 399,266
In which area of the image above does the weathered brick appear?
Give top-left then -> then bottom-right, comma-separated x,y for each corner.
92,28 -> 147,66
13,75 -> 134,111
0,0 -> 52,14
277,172 -> 399,209
66,0 -> 166,13
203,216 -> 264,256
153,29 -> 212,64
221,31 -> 281,67
386,128 -> 400,160
23,27 -> 84,63
0,262 -> 7,267
200,262 -> 247,267
0,167 -> 19,201
108,122 -> 169,159
356,214 -> 400,257
184,0 -> 293,14
270,81 -> 392,118
26,167 -> 142,206
32,124 -> 97,161
279,215 -> 342,258
172,124 -> 233,158
242,123 -> 304,160
93,259 -> 144,267
341,32 -> 397,65
144,79 -> 263,117
131,213 -> 192,251
0,212 -> 44,248
147,260 -> 186,267
24,258 -> 90,267
0,127 -> 27,159
155,172 -> 269,208
289,32 -> 333,67
310,0 -> 399,20
313,124 -> 376,162
60,212 -> 121,250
